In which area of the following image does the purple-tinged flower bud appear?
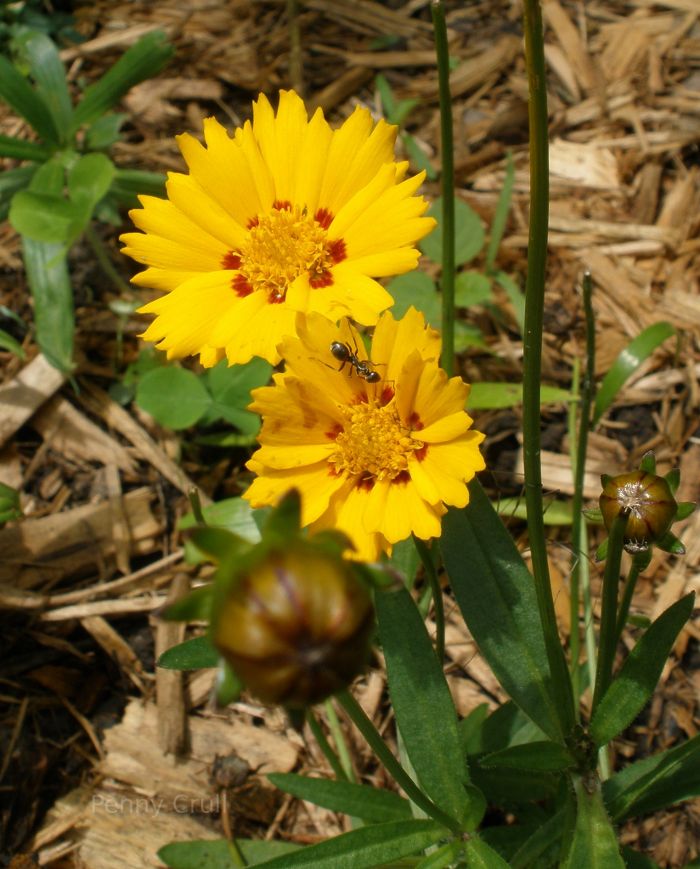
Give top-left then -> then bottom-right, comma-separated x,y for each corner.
599,470 -> 677,554
213,545 -> 374,708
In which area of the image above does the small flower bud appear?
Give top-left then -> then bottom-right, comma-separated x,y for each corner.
213,544 -> 374,708
599,470 -> 677,554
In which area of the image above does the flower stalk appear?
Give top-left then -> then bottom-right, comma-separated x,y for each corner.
521,0 -> 576,734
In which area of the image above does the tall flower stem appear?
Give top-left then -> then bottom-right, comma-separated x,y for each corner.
613,551 -> 649,648
591,510 -> 628,715
306,709 -> 348,781
521,0 -> 576,735
336,689 -> 461,834
569,271 -> 596,705
325,698 -> 357,783
431,0 -> 455,377
85,225 -> 132,296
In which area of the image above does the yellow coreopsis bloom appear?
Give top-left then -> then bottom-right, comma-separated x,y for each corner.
120,90 -> 436,366
244,308 -> 486,561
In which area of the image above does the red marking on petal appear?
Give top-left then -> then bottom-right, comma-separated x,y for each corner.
273,199 -> 292,211
309,271 -> 333,289
328,465 -> 341,477
315,208 -> 333,229
393,471 -> 411,485
222,251 -> 241,270
247,216 -> 259,229
268,292 -> 285,305
328,238 -> 347,264
408,412 -> 424,430
233,274 -> 253,297
325,424 -> 343,440
414,444 -> 428,462
356,475 -> 375,491
380,386 -> 395,406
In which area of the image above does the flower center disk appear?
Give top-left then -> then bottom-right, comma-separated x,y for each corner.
330,401 -> 423,482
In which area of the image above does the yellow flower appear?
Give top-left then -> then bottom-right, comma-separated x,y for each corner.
244,308 -> 486,561
120,90 -> 436,367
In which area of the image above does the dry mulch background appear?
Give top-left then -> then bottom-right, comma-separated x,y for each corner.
1,0 -> 699,866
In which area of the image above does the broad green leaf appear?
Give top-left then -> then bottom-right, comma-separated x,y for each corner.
421,197 -> 485,266
0,328 -> 25,358
510,810 -> 565,869
10,191 -> 81,243
29,155 -> 65,193
415,842 -> 459,868
0,53 -> 60,143
466,382 -> 573,410
486,151 -> 515,271
593,322 -> 676,424
496,495 -> 574,526
441,481 -> 563,742
22,238 -> 74,372
136,366 -> 211,429
388,537 -> 421,588
469,759 -> 559,805
17,31 -> 73,138
157,635 -> 219,670
159,838 -> 301,868
454,320 -> 487,351
481,741 -> 574,772
621,847 -> 661,869
590,592 -> 695,746
455,271 -> 492,308
563,774 -> 624,868
203,356 -> 272,432
0,166 -> 36,219
71,31 -> 173,131
387,272 -> 440,326
68,152 -> 116,211
85,112 -> 127,149
179,497 -> 261,543
459,704 -> 490,756
463,836 -> 510,868
604,733 -> 700,821
376,585 -> 478,828
0,133 -> 51,161
470,700 -> 548,755
267,774 -> 412,824
250,819 -> 447,869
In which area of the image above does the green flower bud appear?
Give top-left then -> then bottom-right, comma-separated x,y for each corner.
213,544 -> 374,708
599,470 -> 677,554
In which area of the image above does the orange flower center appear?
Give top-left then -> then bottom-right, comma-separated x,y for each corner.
230,205 -> 346,303
329,400 -> 424,482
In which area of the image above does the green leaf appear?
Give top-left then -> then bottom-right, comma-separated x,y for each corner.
0,328 -> 25,358
486,151 -> 515,272
0,133 -> 51,161
0,166 -> 36,220
85,112 -> 127,149
187,526 -> 250,564
215,658 -> 243,706
376,585 -> 479,828
415,842 -> 459,868
16,31 -> 73,139
454,320 -> 487,351
454,270 -> 492,308
250,819 -> 447,869
179,497 -> 261,543
203,356 -> 272,431
388,537 -> 420,588
136,366 -> 211,429
590,592 -> 695,746
267,774 -> 412,824
163,584 -> 213,622
71,31 -> 173,131
110,167 -> 166,202
604,733 -> 700,821
387,272 -> 440,326
466,382 -> 573,410
420,197 -> 485,267
493,270 -> 525,334
159,838 -> 301,868
68,152 -> 116,212
440,481 -> 563,742
563,774 -> 624,868
22,237 -> 74,372
0,53 -> 60,144
593,322 -> 676,424
510,809 -> 566,869
157,635 -> 219,670
463,836 -> 511,868
469,759 -> 559,806
496,495 -> 574,526
675,501 -> 694,521
621,847 -> 661,869
402,133 -> 437,180
10,191 -> 82,243
481,741 -> 574,772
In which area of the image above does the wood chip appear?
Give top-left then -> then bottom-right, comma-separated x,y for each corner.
0,355 -> 66,449
155,574 -> 189,755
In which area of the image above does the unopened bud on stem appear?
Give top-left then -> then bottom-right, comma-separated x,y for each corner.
599,470 -> 677,554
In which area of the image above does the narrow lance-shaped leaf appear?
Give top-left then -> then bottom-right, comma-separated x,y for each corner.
463,836 -> 511,869
440,480 -> 563,742
0,54 -> 60,144
0,134 -> 51,162
157,635 -> 219,670
159,838 -> 302,868
376,584 -> 480,828
590,592 -> 695,747
563,774 -> 624,868
17,31 -> 73,139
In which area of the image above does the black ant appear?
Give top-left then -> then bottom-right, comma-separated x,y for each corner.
329,340 -> 382,383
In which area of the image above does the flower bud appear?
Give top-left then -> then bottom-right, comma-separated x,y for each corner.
213,544 -> 374,708
599,470 -> 677,554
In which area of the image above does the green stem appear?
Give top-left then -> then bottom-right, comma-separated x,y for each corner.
431,0 -> 455,377
84,224 -> 132,296
521,0 -> 576,736
613,551 -> 649,647
569,271 -> 596,707
336,689 -> 461,834
306,709 -> 348,781
591,510 -> 628,714
413,535 -> 445,662
286,0 -> 304,96
325,698 -> 357,783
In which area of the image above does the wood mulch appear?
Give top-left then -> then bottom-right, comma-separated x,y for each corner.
0,1 -> 698,866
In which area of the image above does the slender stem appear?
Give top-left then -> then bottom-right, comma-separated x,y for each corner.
591,510 -> 628,714
613,551 -> 649,646
226,839 -> 247,868
325,698 -> 357,783
286,0 -> 304,96
84,224 -> 132,296
306,709 -> 347,781
413,535 -> 445,662
336,689 -> 461,834
569,271 -> 596,707
521,0 -> 576,736
431,0 -> 455,377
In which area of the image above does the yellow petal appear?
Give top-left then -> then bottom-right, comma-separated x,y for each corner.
165,173 -> 247,250
244,461 -> 346,525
